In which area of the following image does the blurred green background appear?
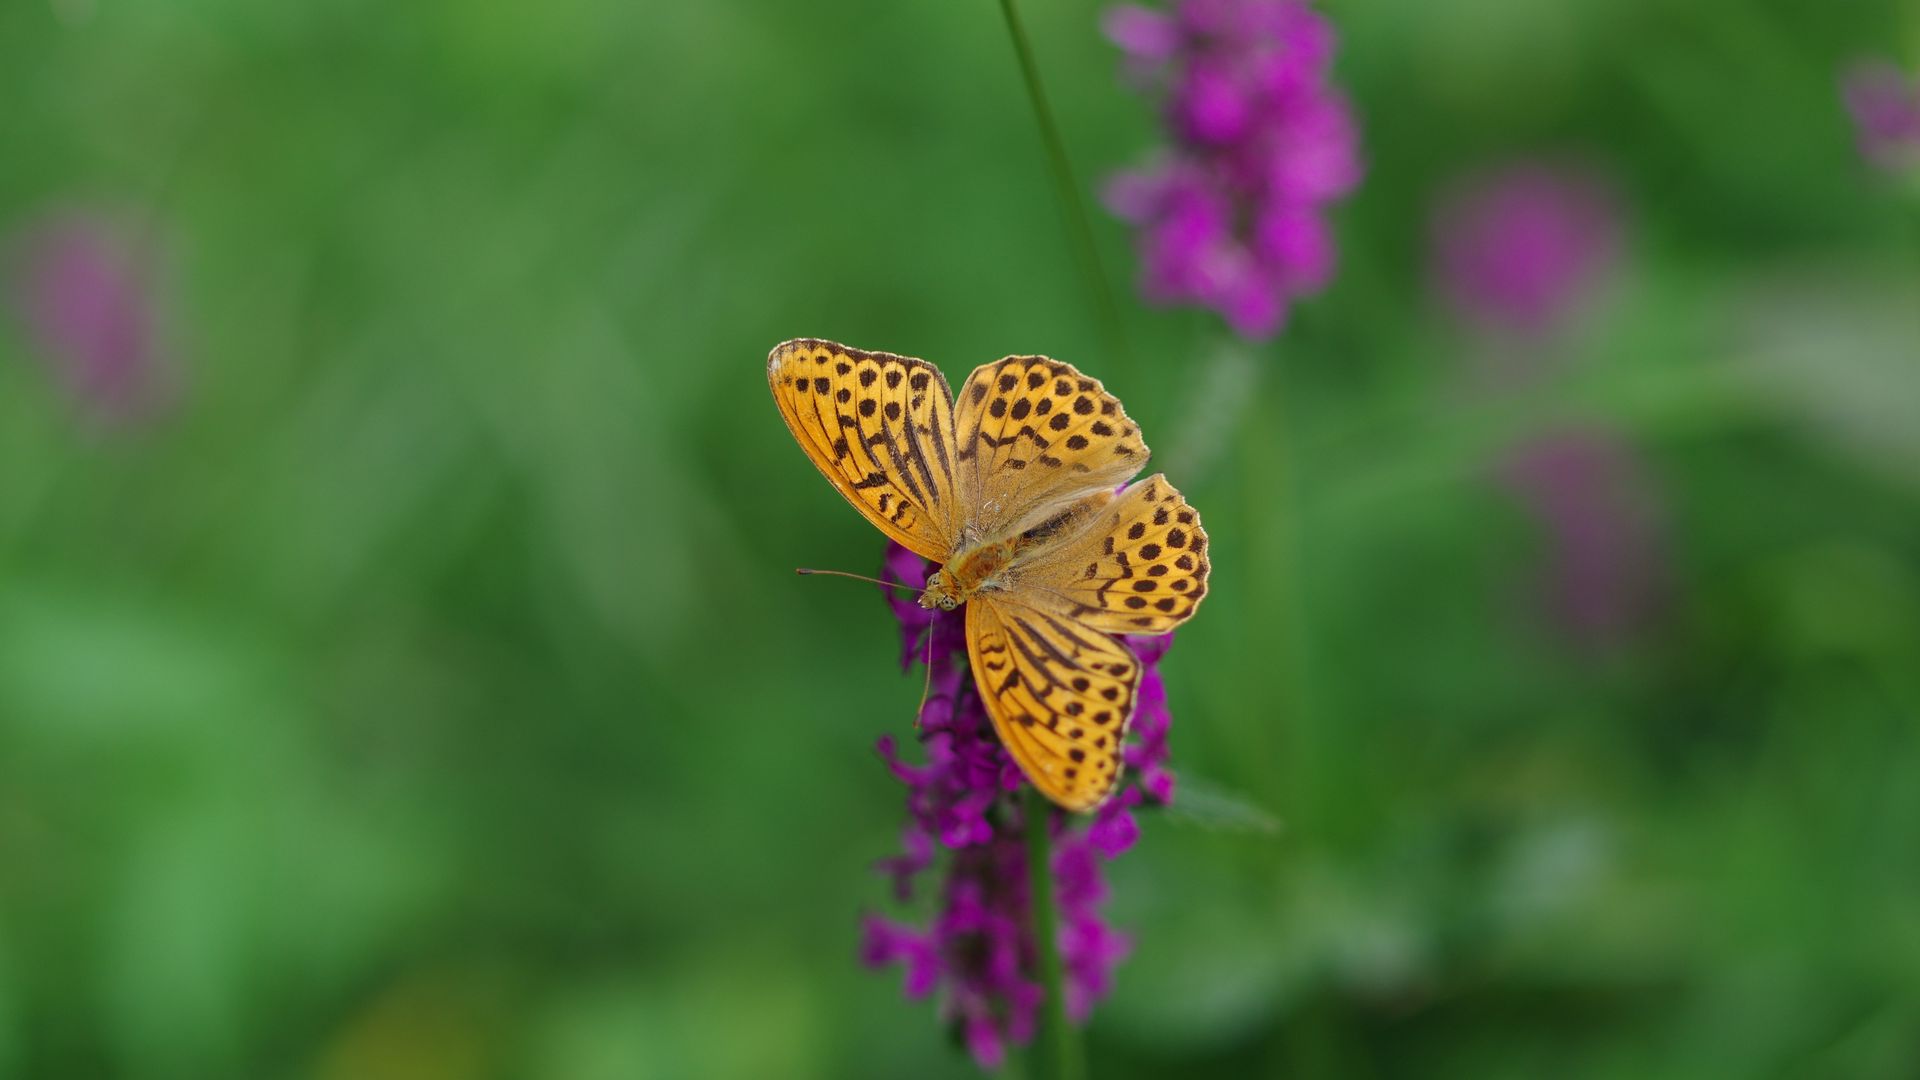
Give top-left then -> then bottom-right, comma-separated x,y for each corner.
4,1 -> 1919,1077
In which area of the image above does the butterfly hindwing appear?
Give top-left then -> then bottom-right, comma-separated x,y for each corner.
966,595 -> 1137,812
768,339 -> 960,561
951,356 -> 1148,542
1009,473 -> 1210,636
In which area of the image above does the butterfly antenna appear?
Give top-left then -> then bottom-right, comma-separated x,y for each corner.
795,567 -> 938,725
795,567 -> 921,593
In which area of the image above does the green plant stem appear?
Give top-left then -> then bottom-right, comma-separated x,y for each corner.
996,0 -> 1129,369
1023,787 -> 1085,1080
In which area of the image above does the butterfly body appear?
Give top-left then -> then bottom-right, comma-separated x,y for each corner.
920,539 -> 1017,611
770,339 -> 1210,812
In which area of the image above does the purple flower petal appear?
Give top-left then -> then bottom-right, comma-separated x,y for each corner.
963,1012 -> 1005,1069
861,916 -> 941,998
1087,788 -> 1144,858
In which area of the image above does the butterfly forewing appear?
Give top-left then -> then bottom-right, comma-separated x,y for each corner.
1009,473 -> 1210,636
952,357 -> 1148,543
966,596 -> 1138,812
768,339 -> 960,560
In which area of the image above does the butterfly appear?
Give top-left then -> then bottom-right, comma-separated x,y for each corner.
768,339 -> 1210,812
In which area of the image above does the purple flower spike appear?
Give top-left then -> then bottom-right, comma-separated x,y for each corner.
860,541 -> 1179,1066
1105,0 -> 1363,340
1431,163 -> 1622,340
1840,59 -> 1920,175
1500,429 -> 1667,650
6,209 -> 174,427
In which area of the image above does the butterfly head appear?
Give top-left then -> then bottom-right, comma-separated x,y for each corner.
917,570 -> 963,612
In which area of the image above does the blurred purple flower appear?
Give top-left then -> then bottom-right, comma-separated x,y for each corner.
1431,164 -> 1621,340
5,209 -> 173,426
1103,0 -> 1363,340
860,541 -> 1174,1066
1500,429 -> 1667,650
1840,59 -> 1920,174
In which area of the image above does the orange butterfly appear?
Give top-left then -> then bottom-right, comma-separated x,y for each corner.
769,339 -> 1209,811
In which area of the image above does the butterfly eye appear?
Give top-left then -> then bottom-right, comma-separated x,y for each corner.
940,597 -> 958,611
